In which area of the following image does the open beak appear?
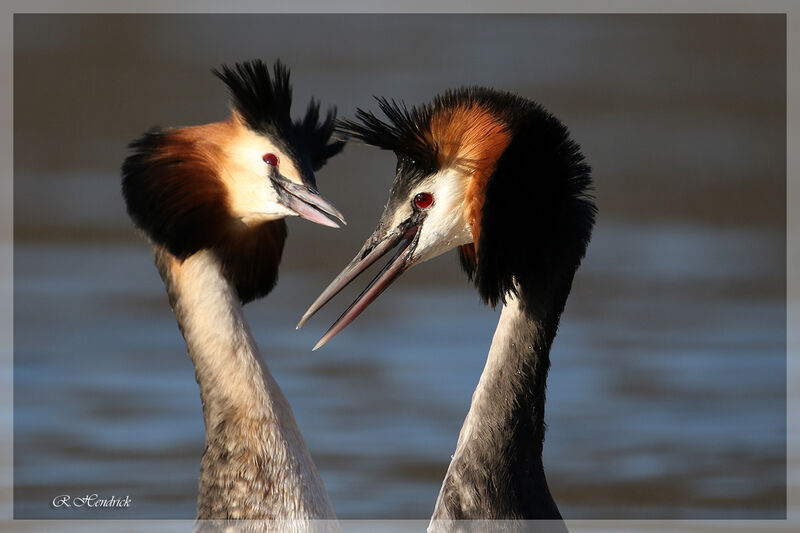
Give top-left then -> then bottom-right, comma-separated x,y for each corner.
297,220 -> 420,350
271,173 -> 346,228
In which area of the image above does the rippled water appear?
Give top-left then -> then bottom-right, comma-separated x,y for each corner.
12,14 -> 786,520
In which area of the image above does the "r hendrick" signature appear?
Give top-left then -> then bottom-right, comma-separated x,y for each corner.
52,494 -> 132,508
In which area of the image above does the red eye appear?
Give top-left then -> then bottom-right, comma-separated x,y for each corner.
262,153 -> 279,166
413,192 -> 434,210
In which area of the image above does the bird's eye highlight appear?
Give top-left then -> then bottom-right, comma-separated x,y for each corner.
413,192 -> 434,210
263,153 -> 279,167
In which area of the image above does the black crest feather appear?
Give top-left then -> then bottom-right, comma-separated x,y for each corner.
213,59 -> 344,175
338,97 -> 439,174
213,60 -> 293,139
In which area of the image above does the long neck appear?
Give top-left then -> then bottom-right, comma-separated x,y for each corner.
430,285 -> 565,525
154,247 -> 335,520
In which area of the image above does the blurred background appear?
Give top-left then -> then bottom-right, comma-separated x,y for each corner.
13,14 -> 786,519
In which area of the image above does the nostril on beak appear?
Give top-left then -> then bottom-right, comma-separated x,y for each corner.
361,245 -> 374,260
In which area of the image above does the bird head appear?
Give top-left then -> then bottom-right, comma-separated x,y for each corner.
298,88 -> 596,348
122,60 -> 345,303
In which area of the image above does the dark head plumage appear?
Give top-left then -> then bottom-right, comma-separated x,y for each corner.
339,87 -> 596,309
298,87 -> 595,348
122,60 -> 346,304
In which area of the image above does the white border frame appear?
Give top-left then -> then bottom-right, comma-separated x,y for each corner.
1,2 -> 795,532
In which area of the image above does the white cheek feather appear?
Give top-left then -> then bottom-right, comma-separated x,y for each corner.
413,169 -> 473,264
220,129 -> 301,224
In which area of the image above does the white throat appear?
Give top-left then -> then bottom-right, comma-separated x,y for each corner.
155,247 -> 335,520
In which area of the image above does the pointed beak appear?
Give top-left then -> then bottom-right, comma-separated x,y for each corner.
297,221 -> 420,350
271,174 -> 346,228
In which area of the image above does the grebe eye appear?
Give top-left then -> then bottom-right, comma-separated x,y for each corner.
413,192 -> 434,210
262,153 -> 279,167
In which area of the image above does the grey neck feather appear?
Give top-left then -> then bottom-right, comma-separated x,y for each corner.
153,247 -> 336,522
430,283 -> 567,531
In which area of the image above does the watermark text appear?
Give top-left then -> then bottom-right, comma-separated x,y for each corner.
52,494 -> 132,509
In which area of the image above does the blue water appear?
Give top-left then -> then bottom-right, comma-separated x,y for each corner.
13,219 -> 786,519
